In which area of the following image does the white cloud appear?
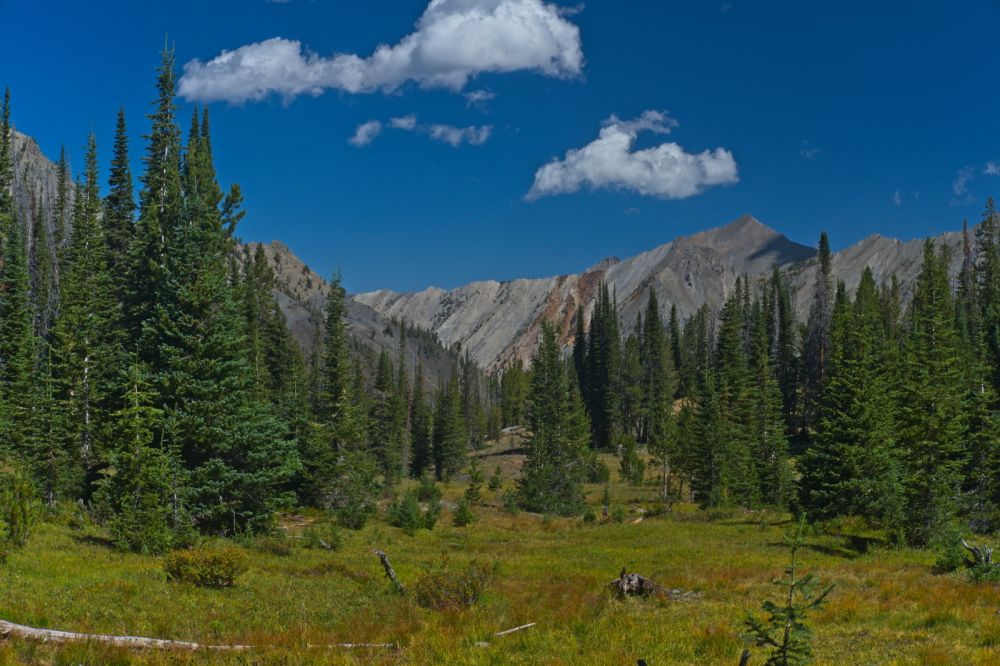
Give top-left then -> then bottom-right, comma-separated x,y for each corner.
464,89 -> 497,107
178,0 -> 584,103
986,161 -> 1000,176
893,190 -> 902,206
390,115 -> 418,130
720,3 -> 733,13
356,115 -> 491,147
348,120 -> 383,146
526,111 -> 738,201
428,123 -> 492,146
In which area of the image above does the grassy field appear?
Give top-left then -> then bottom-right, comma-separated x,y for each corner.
1,441 -> 999,665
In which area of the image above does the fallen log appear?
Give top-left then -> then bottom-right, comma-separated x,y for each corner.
608,567 -> 701,601
0,619 -> 251,651
494,622 -> 535,637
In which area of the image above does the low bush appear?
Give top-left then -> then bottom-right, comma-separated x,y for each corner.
163,545 -> 248,588
499,489 -> 520,514
584,452 -> 611,484
413,561 -> 497,610
487,465 -> 503,492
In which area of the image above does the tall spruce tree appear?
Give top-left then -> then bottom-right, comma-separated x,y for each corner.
518,323 -> 588,515
897,241 -> 968,545
802,232 -> 834,433
104,107 -> 135,305
432,364 -> 466,480
50,133 -> 122,497
798,270 -> 901,526
409,361 -> 433,477
0,88 -> 36,458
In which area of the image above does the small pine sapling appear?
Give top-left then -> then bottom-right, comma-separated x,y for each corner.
465,456 -> 485,504
488,465 -> 503,492
743,517 -> 833,665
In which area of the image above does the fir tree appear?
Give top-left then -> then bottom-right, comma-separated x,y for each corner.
897,241 -> 968,545
432,365 -> 466,480
0,89 -> 36,458
518,323 -> 588,515
104,107 -> 135,305
802,232 -> 834,433
409,362 -> 433,477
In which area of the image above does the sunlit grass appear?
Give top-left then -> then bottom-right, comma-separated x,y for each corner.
1,451 -> 998,664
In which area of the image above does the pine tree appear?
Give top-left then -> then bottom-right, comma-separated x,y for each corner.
433,364 -> 466,480
586,282 -> 621,450
798,270 -> 901,526
897,241 -> 968,545
802,232 -> 834,433
28,195 -> 54,337
409,361 -> 433,477
0,88 -> 36,458
640,290 -> 676,501
104,107 -> 135,305
49,133 -> 123,497
96,356 -> 175,553
518,323 -> 588,515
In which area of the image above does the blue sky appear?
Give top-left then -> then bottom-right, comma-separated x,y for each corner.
1,0 -> 998,293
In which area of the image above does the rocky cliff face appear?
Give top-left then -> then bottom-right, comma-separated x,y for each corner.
10,130 -> 74,265
354,216 -> 966,372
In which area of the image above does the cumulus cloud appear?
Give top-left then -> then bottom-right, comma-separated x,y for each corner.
178,0 -> 584,103
354,115 -> 491,147
464,89 -> 497,107
986,161 -> 1000,176
348,120 -> 383,146
526,111 -> 738,201
893,190 -> 903,206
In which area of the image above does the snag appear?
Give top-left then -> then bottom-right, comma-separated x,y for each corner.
607,567 -> 701,601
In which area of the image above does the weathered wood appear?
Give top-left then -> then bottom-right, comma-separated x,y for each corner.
739,647 -> 752,665
608,568 -> 701,601
962,539 -> 994,566
494,622 -> 536,637
0,619 -> 251,651
307,642 -> 396,649
374,548 -> 405,594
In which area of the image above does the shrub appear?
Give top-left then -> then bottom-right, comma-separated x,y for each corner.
453,498 -> 477,527
251,532 -> 294,557
499,489 -> 520,515
582,508 -> 597,524
610,505 -> 628,523
388,490 -> 440,534
302,524 -> 343,551
416,473 -> 442,502
0,463 -> 40,552
413,561 -> 496,610
330,450 -> 380,530
164,546 -> 248,588
487,465 -> 502,492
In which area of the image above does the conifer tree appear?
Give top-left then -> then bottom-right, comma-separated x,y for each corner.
433,364 -> 466,480
96,356 -> 175,553
799,270 -> 901,525
0,89 -> 36,457
802,232 -> 834,433
897,241 -> 968,545
104,107 -> 135,304
409,361 -> 433,477
518,323 -> 588,515
641,290 -> 676,500
50,133 -> 122,496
